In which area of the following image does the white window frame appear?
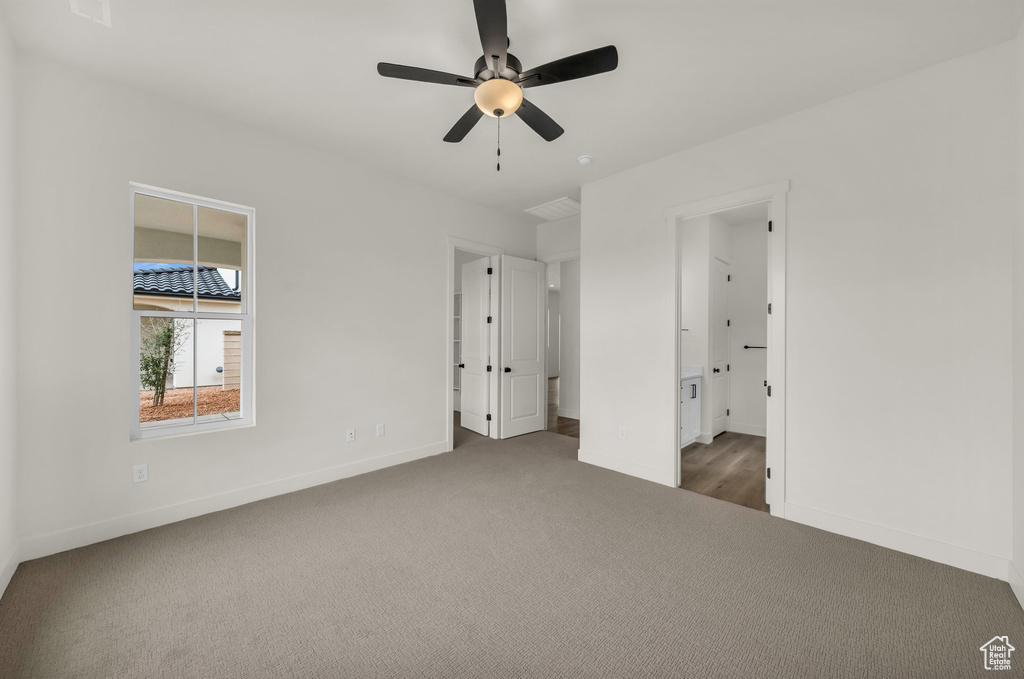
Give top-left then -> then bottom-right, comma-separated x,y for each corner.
129,183 -> 256,440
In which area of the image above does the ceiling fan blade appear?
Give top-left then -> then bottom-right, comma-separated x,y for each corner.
377,63 -> 479,88
444,105 -> 485,143
516,99 -> 564,142
519,45 -> 618,88
473,0 -> 508,74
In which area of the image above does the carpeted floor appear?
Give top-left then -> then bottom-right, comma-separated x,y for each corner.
1,429 -> 1022,678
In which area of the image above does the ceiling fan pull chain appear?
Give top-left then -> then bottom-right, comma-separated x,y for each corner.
496,116 -> 501,172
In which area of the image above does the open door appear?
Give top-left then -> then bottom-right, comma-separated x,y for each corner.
499,255 -> 546,438
460,258 -> 492,436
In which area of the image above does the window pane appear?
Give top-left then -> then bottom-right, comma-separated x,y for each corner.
195,319 -> 242,421
134,193 -> 195,312
139,317 -> 195,429
197,206 -> 245,314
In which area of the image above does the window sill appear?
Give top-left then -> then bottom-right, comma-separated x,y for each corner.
130,417 -> 254,441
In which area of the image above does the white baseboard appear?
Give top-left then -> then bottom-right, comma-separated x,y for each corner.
20,441 -> 447,562
578,448 -> 674,487
696,433 -> 713,444
556,407 -> 580,420
784,502 -> 1009,581
727,422 -> 766,437
1009,561 -> 1024,611
0,544 -> 19,598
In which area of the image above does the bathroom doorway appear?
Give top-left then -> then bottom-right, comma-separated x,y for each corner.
667,181 -> 789,516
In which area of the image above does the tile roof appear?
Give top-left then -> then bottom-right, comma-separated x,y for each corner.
133,266 -> 241,301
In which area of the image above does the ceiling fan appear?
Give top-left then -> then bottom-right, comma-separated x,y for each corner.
376,0 -> 617,149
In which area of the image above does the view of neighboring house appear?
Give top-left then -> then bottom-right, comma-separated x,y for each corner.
133,264 -> 242,424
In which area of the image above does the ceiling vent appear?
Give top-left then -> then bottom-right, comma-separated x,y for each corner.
524,197 -> 581,222
69,0 -> 111,27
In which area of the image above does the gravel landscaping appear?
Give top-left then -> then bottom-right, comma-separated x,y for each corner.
140,386 -> 240,422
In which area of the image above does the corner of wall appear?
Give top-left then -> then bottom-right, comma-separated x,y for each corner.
1012,14 -> 1024,609
0,2 -> 20,601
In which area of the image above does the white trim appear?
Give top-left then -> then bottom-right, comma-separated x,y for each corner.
664,181 -> 790,220
1009,561 -> 1024,611
21,441 -> 447,562
727,423 -> 767,437
446,238 -> 504,450
0,544 -> 19,598
666,181 -> 788,518
556,407 -> 580,420
784,502 -> 1009,581
537,249 -> 580,264
578,448 -> 674,486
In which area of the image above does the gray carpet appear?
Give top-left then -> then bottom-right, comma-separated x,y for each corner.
1,428 -> 1022,678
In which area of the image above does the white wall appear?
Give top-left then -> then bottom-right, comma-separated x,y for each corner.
1012,18 -> 1024,603
678,216 -> 710,433
557,259 -> 580,419
453,249 -> 487,294
547,290 -> 560,378
537,215 -> 581,258
0,8 -> 18,594
14,54 -> 535,559
581,43 -> 1014,578
728,221 -> 768,436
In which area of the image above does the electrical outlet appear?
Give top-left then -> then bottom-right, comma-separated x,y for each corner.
346,428 -> 355,442
618,427 -> 626,440
376,423 -> 385,437
133,464 -> 148,483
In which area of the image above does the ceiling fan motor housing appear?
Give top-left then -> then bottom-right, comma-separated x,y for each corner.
474,53 -> 522,81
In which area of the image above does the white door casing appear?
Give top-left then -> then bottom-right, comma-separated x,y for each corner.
711,257 -> 731,437
460,258 -> 492,436
500,255 -> 547,439
666,180 -> 788,517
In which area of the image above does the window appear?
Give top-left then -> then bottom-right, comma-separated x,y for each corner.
130,184 -> 254,439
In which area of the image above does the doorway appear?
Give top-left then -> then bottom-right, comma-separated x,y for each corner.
446,239 -> 549,449
667,181 -> 789,517
543,258 -> 580,439
678,202 -> 769,512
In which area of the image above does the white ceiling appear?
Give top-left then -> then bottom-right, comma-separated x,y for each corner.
3,1 -> 1022,219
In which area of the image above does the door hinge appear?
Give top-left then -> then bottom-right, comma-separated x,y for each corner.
486,414 -> 492,421
726,409 -> 730,416
726,364 -> 730,371
487,316 -> 492,323
767,467 -> 771,479
487,267 -> 493,275
727,274 -> 731,282
768,220 -> 773,233
768,302 -> 772,315
487,365 -> 492,372
726,319 -> 731,327
767,385 -> 772,397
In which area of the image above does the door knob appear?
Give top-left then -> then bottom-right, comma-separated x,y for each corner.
458,364 -> 465,368
713,368 -> 720,373
504,367 -> 512,373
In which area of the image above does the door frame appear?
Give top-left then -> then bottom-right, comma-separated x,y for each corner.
446,237 -> 503,451
665,180 -> 789,517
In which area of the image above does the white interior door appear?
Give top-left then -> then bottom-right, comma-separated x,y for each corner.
499,255 -> 546,438
460,258 -> 492,436
711,257 -> 730,436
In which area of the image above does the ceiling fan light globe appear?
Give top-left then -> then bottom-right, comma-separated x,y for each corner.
475,78 -> 523,118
